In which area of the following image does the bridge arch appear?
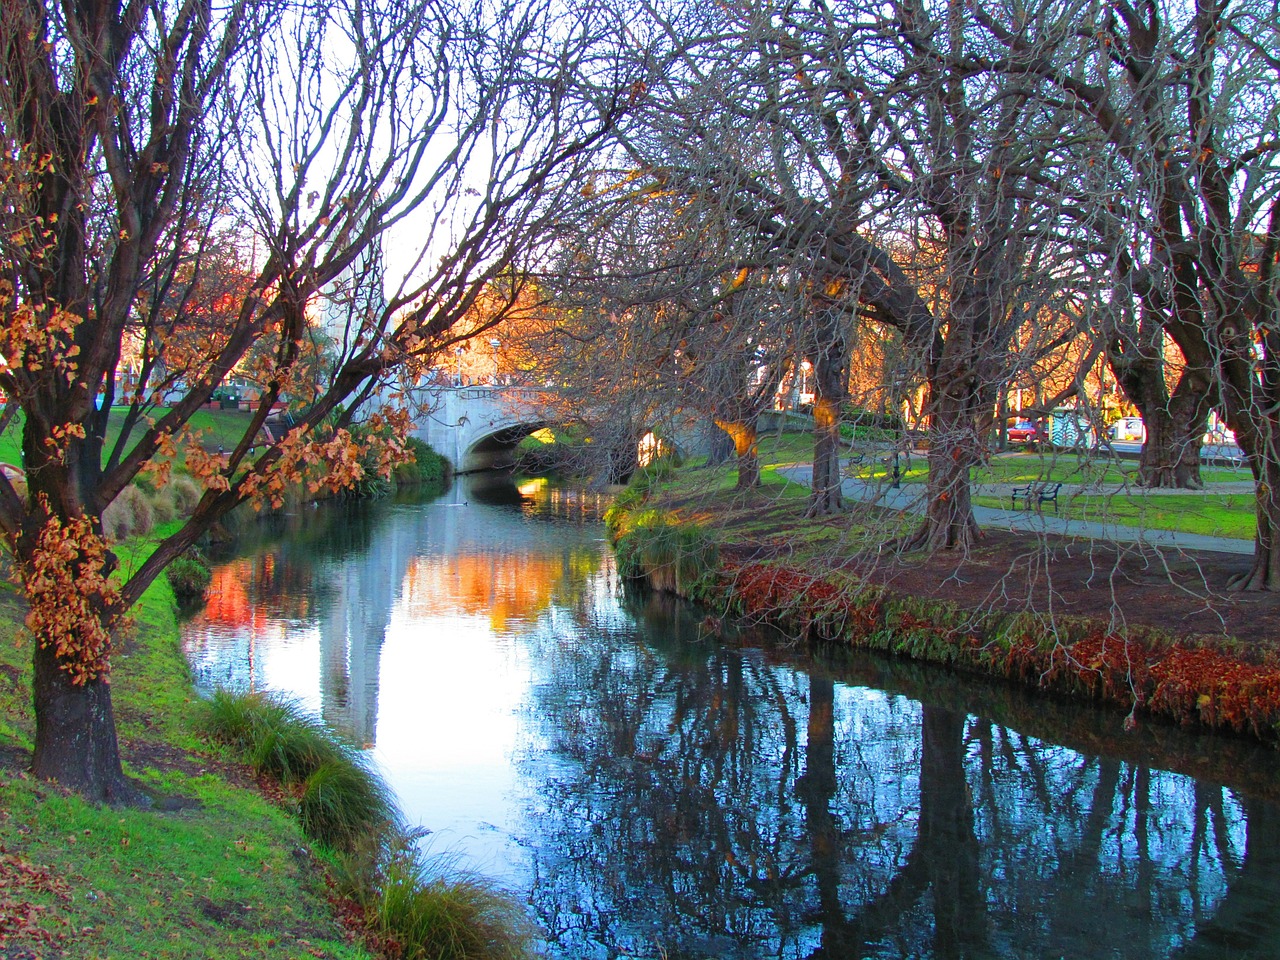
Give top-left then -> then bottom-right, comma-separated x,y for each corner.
460,421 -> 554,472
411,386 -> 561,474
410,385 -> 715,477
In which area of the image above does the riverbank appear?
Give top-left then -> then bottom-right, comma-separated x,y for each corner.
607,453 -> 1280,744
0,529 -> 374,959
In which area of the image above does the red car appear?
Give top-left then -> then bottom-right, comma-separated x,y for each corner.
1006,420 -> 1039,444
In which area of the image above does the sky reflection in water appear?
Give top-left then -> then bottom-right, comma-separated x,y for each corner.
182,474 -> 1280,959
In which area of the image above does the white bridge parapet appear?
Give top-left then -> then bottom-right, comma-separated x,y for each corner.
410,385 -> 558,474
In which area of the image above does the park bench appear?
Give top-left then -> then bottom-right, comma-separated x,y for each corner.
1011,481 -> 1061,513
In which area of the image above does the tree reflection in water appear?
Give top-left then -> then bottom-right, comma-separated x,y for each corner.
182,485 -> 1280,959
514,591 -> 1280,960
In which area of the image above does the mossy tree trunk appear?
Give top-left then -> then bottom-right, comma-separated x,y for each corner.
716,419 -> 760,489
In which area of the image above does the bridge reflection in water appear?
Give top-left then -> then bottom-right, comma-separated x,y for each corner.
182,474 -> 1280,960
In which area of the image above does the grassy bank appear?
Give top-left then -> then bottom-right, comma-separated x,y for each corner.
0,407 -> 264,467
1,501 -> 521,958
606,446 -> 1280,744
0,526 -> 372,959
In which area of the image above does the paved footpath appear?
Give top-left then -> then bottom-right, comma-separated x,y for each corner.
777,464 -> 1254,556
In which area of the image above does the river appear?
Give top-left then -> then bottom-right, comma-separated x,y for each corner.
181,473 -> 1280,960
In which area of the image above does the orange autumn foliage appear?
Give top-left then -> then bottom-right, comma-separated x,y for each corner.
713,558 -> 1280,741
22,497 -> 122,685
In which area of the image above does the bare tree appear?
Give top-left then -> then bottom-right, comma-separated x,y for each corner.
0,0 -> 623,801
596,0 -> 1100,541
1016,0 -> 1280,585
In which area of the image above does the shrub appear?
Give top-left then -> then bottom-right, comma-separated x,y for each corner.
102,484 -> 154,541
166,551 -> 212,606
613,512 -> 719,600
840,404 -> 904,433
395,436 -> 447,486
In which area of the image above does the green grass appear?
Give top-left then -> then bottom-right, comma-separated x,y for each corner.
975,491 -> 1255,540
0,407 -> 263,469
0,769 -> 368,959
0,551 -> 371,959
641,428 -> 1259,556
840,448 -> 1253,488
754,429 -> 821,464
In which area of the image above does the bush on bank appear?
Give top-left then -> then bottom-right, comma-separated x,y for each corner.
607,476 -> 1280,743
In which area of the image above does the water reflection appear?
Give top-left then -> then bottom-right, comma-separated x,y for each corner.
182,475 -> 1280,960
518,595 -> 1280,958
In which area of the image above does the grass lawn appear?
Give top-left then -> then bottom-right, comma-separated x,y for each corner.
0,406 -> 265,467
677,430 -> 1257,545
842,448 -> 1252,488
0,524 -> 372,959
975,491 -> 1256,540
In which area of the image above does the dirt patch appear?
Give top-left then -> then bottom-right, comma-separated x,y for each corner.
0,744 -> 28,776
857,530 -> 1280,653
705,490 -> 1280,658
130,740 -> 259,788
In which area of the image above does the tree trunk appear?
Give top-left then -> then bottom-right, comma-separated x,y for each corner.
1123,362 -> 1212,489
803,350 -> 844,519
716,420 -> 760,489
31,634 -> 141,804
1229,458 -> 1280,591
704,424 -> 735,467
600,430 -> 641,485
900,392 -> 981,551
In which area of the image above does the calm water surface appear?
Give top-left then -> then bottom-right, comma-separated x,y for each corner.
182,474 -> 1280,959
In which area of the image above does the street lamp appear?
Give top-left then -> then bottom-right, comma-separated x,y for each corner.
489,338 -> 501,384
454,345 -> 463,386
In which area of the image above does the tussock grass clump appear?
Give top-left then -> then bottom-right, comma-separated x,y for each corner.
204,690 -> 395,850
202,689 -> 532,956
169,473 -> 203,514
361,839 -> 534,960
300,757 -> 395,854
103,483 -> 154,540
204,689 -> 345,785
148,491 -> 177,524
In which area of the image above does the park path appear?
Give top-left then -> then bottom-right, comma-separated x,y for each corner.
777,464 -> 1254,556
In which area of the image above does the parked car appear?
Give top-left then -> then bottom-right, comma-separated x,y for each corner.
1006,419 -> 1039,444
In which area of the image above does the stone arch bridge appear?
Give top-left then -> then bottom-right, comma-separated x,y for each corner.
410,385 -> 713,475
411,386 -> 562,474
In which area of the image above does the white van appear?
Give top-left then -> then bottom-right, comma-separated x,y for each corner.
1109,416 -> 1146,443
